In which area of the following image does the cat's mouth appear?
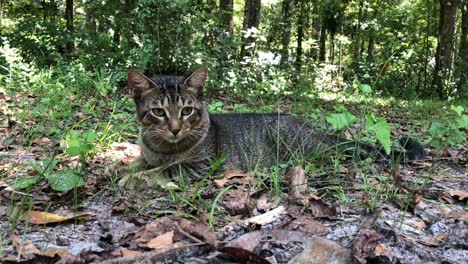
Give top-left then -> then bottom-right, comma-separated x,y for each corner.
164,134 -> 185,144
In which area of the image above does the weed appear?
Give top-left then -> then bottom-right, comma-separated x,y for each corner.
209,185 -> 233,231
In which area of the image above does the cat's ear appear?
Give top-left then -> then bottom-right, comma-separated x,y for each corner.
126,70 -> 155,97
184,66 -> 208,96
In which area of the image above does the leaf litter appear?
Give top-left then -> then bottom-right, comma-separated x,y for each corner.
1,95 -> 467,263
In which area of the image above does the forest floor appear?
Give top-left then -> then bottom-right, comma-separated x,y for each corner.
0,88 -> 467,264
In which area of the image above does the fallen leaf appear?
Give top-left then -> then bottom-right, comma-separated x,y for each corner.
352,228 -> 384,259
445,210 -> 468,223
217,247 -> 270,264
178,219 -> 217,246
256,192 -> 280,212
41,247 -> 77,263
285,166 -> 307,200
308,199 -> 337,217
290,237 -> 353,264
445,190 -> 468,202
222,188 -> 250,215
214,171 -> 249,187
244,206 -> 286,225
23,211 -> 94,225
284,214 -> 329,235
121,248 -> 142,257
145,230 -> 174,248
11,234 -> 40,260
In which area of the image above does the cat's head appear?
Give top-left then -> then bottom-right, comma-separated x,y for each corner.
126,66 -> 209,145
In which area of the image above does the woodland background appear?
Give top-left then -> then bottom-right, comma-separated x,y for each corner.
1,0 -> 467,100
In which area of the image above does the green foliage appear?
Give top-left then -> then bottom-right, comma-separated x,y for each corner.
46,170 -> 85,192
208,101 -> 224,113
325,111 -> 357,130
365,114 -> 391,155
13,156 -> 84,192
428,105 -> 467,148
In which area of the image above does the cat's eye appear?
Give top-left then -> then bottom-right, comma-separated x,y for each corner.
150,108 -> 166,117
181,107 -> 194,116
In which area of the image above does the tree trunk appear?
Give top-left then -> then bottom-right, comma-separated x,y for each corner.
310,0 -> 320,61
240,0 -> 261,59
0,0 -> 4,27
280,0 -> 293,67
65,0 -> 74,54
367,31 -> 374,64
352,0 -> 363,65
329,34 -> 335,64
85,4 -> 96,34
458,2 -> 467,93
319,23 -> 327,62
296,0 -> 306,72
432,0 -> 459,99
220,0 -> 234,35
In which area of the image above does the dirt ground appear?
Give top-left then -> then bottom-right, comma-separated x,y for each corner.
0,92 -> 467,263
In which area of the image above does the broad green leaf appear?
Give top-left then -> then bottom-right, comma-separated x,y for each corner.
428,122 -> 444,136
368,120 -> 391,155
430,138 -> 443,149
360,84 -> 372,94
83,131 -> 97,142
66,146 -> 81,156
451,105 -> 464,116
365,114 -> 376,126
12,176 -> 41,190
46,170 -> 84,192
325,112 -> 357,130
457,114 -> 468,129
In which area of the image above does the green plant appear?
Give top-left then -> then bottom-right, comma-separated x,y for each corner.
428,105 -> 467,148
65,130 -> 97,169
209,185 -> 233,231
208,101 -> 224,113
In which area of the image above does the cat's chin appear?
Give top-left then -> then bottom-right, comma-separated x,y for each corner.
163,136 -> 186,144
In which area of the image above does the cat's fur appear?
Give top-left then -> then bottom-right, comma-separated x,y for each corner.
124,66 -> 425,181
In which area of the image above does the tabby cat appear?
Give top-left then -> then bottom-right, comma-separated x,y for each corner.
120,66 -> 424,187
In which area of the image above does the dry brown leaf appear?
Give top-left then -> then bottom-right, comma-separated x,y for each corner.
285,166 -> 307,200
308,199 -> 337,217
374,243 -> 387,256
24,211 -> 94,225
445,210 -> 468,223
352,228 -> 384,259
214,171 -> 249,187
41,247 -> 77,264
178,218 -> 217,246
285,214 -> 329,235
244,206 -> 286,225
11,234 -> 40,260
446,190 -> 468,202
401,233 -> 446,246
145,231 -> 174,248
290,237 -> 353,264
223,188 -> 250,215
121,248 -> 142,257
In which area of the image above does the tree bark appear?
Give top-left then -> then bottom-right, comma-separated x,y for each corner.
65,0 -> 74,54
0,0 -> 4,27
220,0 -> 234,35
296,0 -> 306,72
319,23 -> 327,62
280,0 -> 293,67
240,0 -> 261,59
458,2 -> 467,93
352,0 -> 364,65
367,31 -> 374,64
432,0 -> 459,99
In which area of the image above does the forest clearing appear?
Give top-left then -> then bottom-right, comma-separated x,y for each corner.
0,0 -> 467,263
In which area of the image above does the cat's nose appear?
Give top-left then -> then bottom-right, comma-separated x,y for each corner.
171,129 -> 181,136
